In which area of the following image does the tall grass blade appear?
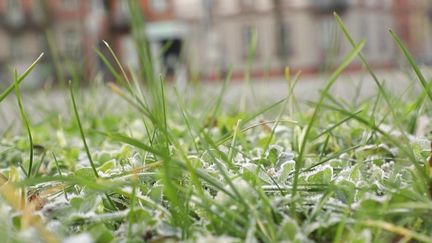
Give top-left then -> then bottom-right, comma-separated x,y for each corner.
14,70 -> 33,178
69,81 -> 99,178
0,53 -> 44,103
389,30 -> 432,102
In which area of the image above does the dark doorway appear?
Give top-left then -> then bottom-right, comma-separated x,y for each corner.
159,38 -> 182,76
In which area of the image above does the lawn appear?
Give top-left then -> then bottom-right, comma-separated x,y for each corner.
0,14 -> 432,243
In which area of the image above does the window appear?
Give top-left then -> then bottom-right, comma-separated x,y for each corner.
279,23 -> 292,57
319,16 -> 337,53
32,0 -> 46,22
6,0 -> 21,13
359,17 -> 370,54
119,1 -> 129,15
241,25 -> 259,59
151,0 -> 167,12
6,0 -> 23,26
160,38 -> 182,75
90,0 -> 103,12
0,32 -> 9,60
11,36 -> 26,61
61,0 -> 79,10
120,36 -> 139,69
241,0 -> 255,8
64,29 -> 81,59
378,17 -> 390,54
117,1 -> 130,23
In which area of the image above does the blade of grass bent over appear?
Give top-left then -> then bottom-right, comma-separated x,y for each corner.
360,219 -> 432,243
0,53 -> 44,104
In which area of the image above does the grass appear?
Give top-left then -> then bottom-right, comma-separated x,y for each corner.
0,12 -> 432,243
14,70 -> 34,178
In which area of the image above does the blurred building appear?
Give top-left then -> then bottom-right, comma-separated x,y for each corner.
0,0 -> 105,86
0,0 -> 431,85
0,0 -> 49,86
393,0 -> 432,64
179,0 -> 397,80
103,0 -> 187,76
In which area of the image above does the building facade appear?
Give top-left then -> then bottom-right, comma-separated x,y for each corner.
179,0 -> 397,80
0,0 -> 431,85
393,0 -> 432,64
102,0 -> 187,78
0,0 -> 106,86
0,0 -> 48,86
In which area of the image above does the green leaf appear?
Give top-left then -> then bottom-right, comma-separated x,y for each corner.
89,224 -> 114,243
0,53 -> 44,103
98,160 -> 115,173
75,167 -> 97,179
307,166 -> 333,184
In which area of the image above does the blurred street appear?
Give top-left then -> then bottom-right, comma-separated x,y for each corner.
0,68 -> 427,134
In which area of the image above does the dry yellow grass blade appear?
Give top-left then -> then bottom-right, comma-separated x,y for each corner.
361,219 -> 432,242
0,171 -> 58,243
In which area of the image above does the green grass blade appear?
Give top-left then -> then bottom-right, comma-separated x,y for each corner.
94,48 -> 124,84
69,81 -> 99,178
0,53 -> 44,103
334,13 -> 412,141
14,70 -> 33,178
128,0 -> 155,83
100,132 -> 165,158
389,30 -> 432,102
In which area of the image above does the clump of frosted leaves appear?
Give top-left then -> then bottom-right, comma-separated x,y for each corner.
329,153 -> 351,169
188,234 -> 238,243
273,126 -> 293,149
302,165 -> 333,184
355,144 -> 396,166
241,162 -> 272,183
266,145 -> 296,183
364,164 -> 385,182
238,144 -> 296,184
410,137 -> 430,161
304,209 -> 345,235
215,177 -> 257,205
278,217 -> 313,243
64,233 -> 93,243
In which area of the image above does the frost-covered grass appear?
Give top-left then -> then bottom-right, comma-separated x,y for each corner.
1,13 -> 432,243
